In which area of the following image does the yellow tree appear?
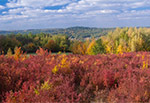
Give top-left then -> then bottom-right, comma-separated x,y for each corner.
117,45 -> 123,54
86,40 -> 96,55
7,48 -> 12,57
14,47 -> 22,60
78,42 -> 87,55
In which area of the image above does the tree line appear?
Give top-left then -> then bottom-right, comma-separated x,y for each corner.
1,27 -> 150,55
0,33 -> 71,54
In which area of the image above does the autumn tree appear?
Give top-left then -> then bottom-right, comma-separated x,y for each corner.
7,48 -> 13,57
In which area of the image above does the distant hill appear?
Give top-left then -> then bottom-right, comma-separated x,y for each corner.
0,27 -> 115,39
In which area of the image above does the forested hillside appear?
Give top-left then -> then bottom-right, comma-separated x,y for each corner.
0,27 -> 114,40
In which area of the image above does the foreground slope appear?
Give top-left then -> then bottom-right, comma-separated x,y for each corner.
0,50 -> 150,102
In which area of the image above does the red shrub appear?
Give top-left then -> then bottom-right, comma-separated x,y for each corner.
0,51 -> 150,102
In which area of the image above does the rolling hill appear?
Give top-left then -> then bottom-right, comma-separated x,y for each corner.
0,27 -> 114,39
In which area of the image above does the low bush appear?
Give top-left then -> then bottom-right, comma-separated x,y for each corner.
0,49 -> 150,102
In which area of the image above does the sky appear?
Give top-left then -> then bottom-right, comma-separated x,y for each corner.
0,0 -> 150,30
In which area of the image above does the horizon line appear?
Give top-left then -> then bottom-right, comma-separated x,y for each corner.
0,26 -> 150,31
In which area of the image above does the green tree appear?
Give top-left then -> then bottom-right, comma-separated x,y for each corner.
91,39 -> 106,55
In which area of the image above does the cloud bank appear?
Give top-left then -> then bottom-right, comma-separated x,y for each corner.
0,0 -> 150,30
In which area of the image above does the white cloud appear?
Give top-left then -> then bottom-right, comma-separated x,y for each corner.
0,14 -> 28,21
0,0 -> 150,30
6,0 -> 75,8
0,5 -> 5,10
118,10 -> 150,20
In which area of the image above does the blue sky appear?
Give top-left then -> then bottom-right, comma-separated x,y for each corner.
0,0 -> 150,30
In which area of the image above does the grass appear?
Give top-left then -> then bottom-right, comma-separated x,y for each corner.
27,52 -> 72,56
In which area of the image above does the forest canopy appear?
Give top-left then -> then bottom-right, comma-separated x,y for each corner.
1,27 -> 150,55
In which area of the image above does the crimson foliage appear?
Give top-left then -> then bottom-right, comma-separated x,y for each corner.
0,51 -> 150,103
